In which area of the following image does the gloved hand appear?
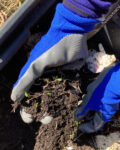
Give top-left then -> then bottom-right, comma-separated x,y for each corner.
75,62 -> 120,133
11,3 -> 99,102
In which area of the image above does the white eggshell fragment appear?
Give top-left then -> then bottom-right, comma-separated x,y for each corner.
96,132 -> 120,150
78,100 -> 82,106
67,146 -> 74,150
40,115 -> 53,125
86,47 -> 116,73
20,108 -> 34,124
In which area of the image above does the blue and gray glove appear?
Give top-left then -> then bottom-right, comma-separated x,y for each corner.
75,62 -> 120,133
11,3 -> 99,101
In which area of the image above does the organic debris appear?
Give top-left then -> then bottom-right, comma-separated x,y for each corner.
12,72 -> 81,149
1,51 -> 120,150
96,132 -> 120,150
0,0 -> 24,27
11,65 -> 120,150
0,10 -> 7,27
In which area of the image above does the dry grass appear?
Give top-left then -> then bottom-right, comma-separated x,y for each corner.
0,0 -> 24,27
0,10 -> 7,27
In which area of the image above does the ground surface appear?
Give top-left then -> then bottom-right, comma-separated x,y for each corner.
1,60 -> 120,150
0,3 -> 120,150
0,62 -> 97,150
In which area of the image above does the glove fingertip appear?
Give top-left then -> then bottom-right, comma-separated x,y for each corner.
11,90 -> 24,102
11,91 -> 17,102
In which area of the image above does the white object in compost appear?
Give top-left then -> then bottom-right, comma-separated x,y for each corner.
86,43 -> 116,73
40,115 -> 53,125
67,146 -> 74,150
96,132 -> 120,150
20,108 -> 33,124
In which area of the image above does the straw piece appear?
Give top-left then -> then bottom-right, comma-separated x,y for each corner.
0,0 -> 24,27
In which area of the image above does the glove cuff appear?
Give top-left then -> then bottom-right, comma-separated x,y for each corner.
63,0 -> 114,18
55,3 -> 99,33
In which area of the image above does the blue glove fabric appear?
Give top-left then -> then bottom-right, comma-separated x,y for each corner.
16,3 -> 98,82
11,3 -> 99,101
75,62 -> 120,133
63,0 -> 113,18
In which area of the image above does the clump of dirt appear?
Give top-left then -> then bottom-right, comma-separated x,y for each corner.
11,65 -> 120,150
1,59 -> 120,150
12,69 -> 97,150
19,72 -> 81,150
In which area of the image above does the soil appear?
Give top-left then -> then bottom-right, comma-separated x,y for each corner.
0,2 -> 120,150
20,69 -> 97,150
0,61 -> 98,150
1,62 -> 120,150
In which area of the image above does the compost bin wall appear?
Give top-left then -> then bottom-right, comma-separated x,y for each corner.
0,0 -> 56,70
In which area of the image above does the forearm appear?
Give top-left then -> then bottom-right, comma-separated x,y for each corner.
63,0 -> 117,18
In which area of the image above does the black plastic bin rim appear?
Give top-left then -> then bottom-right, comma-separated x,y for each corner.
0,0 -> 56,70
0,0 -> 44,46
